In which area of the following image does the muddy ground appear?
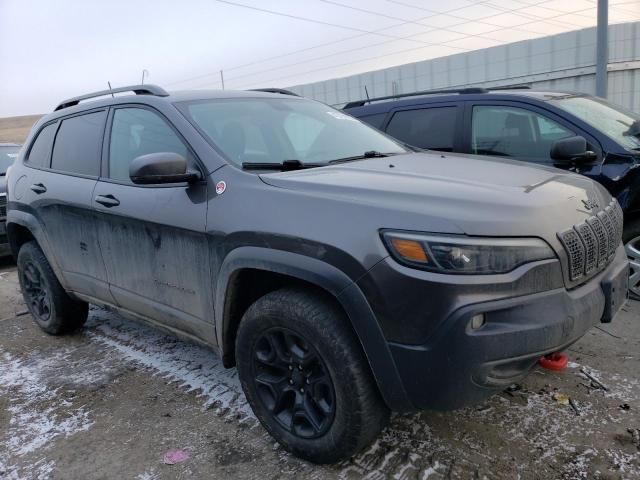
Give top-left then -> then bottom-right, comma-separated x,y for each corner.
0,257 -> 638,480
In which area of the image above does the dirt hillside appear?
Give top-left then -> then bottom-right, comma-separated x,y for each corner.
0,115 -> 43,144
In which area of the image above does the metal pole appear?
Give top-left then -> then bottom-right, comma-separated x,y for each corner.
220,70 -> 225,90
595,0 -> 608,98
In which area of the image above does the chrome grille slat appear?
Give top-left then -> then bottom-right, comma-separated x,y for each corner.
0,194 -> 6,219
558,199 -> 622,284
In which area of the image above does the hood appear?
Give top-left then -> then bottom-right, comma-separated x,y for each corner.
259,152 -> 611,240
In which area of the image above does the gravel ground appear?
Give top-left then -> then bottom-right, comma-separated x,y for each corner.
0,257 -> 639,480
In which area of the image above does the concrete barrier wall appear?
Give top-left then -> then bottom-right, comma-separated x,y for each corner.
288,22 -> 640,111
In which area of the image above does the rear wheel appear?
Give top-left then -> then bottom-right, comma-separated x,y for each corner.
235,288 -> 389,464
17,241 -> 88,334
624,220 -> 640,300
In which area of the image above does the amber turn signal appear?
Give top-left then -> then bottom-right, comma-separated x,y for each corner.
389,238 -> 428,263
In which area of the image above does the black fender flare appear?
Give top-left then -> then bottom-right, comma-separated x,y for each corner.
6,209 -> 68,289
214,246 -> 414,411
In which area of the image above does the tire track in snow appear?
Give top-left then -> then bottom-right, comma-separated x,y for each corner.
87,308 -> 255,422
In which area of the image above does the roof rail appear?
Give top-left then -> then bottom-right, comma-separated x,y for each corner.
249,88 -> 300,96
342,85 -> 531,109
54,84 -> 169,111
488,85 -> 531,91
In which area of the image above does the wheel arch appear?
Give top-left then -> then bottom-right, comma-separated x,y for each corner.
6,210 -> 67,288
215,246 -> 414,411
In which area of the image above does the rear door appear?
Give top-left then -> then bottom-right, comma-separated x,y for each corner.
383,103 -> 463,152
21,110 -> 113,301
93,106 -> 213,342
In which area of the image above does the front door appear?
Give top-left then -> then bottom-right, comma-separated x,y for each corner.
93,106 -> 213,342
464,101 -> 603,178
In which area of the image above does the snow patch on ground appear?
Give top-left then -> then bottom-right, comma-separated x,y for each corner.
135,469 -> 158,480
0,351 -> 94,479
568,360 -> 640,403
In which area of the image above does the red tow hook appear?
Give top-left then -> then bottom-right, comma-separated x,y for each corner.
538,352 -> 569,371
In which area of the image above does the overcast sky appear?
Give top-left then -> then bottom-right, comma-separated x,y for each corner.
1,0 -> 638,117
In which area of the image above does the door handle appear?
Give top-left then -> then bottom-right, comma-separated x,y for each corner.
95,194 -> 120,208
30,183 -> 47,194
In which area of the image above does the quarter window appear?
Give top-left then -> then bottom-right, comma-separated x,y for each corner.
358,113 -> 387,130
386,107 -> 458,151
51,111 -> 106,176
109,108 -> 189,182
471,105 -> 574,162
26,123 -> 57,168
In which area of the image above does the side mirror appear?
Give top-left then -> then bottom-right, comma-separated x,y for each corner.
129,152 -> 200,185
550,136 -> 597,164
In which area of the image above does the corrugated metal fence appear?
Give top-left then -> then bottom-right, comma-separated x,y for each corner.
288,22 -> 640,110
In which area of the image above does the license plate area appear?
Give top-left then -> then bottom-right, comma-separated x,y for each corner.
601,263 -> 629,323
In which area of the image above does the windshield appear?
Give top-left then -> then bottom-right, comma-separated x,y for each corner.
179,97 -> 406,167
0,145 -> 21,175
548,95 -> 640,150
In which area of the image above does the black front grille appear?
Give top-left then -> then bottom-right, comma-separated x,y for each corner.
0,195 -> 6,219
558,199 -> 623,283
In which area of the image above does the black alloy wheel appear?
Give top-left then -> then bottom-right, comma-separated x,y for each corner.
21,261 -> 52,323
252,327 -> 336,439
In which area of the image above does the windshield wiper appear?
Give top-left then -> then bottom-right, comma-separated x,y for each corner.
329,150 -> 397,164
241,159 -> 326,171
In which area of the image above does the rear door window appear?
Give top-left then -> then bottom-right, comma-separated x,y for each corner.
51,111 -> 106,176
386,107 -> 458,151
27,123 -> 57,168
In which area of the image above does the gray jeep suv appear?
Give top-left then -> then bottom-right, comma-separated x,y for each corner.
6,85 -> 629,463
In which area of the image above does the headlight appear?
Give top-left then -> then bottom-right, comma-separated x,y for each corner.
382,231 -> 555,274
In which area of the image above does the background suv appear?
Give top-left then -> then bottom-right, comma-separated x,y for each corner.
0,143 -> 21,257
344,88 -> 640,297
6,85 -> 628,463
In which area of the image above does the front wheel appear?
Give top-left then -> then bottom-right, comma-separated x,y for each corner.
235,288 -> 389,464
624,221 -> 640,300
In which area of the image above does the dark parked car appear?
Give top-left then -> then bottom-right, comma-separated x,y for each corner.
0,143 -> 21,257
344,88 -> 640,298
6,85 -> 628,463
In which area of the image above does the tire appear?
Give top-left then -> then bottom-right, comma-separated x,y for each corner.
623,220 -> 640,300
17,241 -> 89,335
235,287 -> 390,464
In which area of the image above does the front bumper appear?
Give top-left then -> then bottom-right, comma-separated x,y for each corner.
361,245 -> 628,411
